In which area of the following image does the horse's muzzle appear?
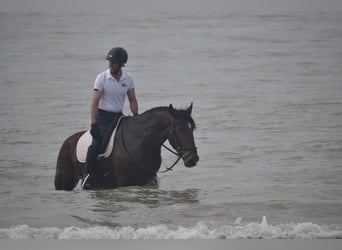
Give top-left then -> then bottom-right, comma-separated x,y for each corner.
183,152 -> 199,167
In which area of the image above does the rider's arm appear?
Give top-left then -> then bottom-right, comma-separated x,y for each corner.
90,90 -> 102,124
127,88 -> 138,116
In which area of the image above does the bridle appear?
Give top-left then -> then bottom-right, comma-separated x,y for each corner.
159,120 -> 197,173
121,117 -> 197,174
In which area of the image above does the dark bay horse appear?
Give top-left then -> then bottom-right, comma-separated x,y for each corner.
54,104 -> 199,190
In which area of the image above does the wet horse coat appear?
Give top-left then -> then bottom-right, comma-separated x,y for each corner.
54,104 -> 199,190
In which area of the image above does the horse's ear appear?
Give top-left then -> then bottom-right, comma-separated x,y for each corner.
169,104 -> 175,115
186,102 -> 193,115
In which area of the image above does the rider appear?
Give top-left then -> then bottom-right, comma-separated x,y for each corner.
82,47 -> 139,190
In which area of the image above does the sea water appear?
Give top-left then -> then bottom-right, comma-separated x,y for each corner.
0,9 -> 342,238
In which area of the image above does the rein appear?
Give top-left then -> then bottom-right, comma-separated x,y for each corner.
120,119 -> 181,175
120,118 -> 196,175
121,121 -> 156,175
159,144 -> 182,173
159,121 -> 197,173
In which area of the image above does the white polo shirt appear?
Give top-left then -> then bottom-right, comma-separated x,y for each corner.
94,69 -> 135,113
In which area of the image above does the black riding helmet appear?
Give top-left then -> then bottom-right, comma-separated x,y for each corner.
106,47 -> 128,65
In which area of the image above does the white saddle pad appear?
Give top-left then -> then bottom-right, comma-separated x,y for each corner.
76,130 -> 115,163
76,117 -> 123,163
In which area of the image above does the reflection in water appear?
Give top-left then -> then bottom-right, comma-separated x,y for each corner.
70,187 -> 200,227
92,187 -> 200,207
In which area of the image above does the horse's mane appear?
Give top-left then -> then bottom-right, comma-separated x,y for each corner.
143,106 -> 196,129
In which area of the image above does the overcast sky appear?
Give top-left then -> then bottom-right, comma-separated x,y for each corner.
2,0 -> 342,13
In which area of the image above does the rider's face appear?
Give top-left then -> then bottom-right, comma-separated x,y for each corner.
108,61 -> 121,74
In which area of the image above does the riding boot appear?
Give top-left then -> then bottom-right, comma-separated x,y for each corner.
82,145 -> 98,190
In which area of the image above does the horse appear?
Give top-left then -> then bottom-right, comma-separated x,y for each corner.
54,103 -> 199,190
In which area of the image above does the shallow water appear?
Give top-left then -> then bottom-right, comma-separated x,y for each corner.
0,10 -> 342,238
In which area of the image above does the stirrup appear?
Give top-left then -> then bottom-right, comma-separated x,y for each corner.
97,153 -> 106,160
81,174 -> 92,190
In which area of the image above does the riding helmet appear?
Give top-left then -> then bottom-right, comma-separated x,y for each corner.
106,47 -> 128,64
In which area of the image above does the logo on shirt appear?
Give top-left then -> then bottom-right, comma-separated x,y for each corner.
121,83 -> 128,87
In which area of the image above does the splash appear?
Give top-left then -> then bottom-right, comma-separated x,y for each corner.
1,217 -> 342,239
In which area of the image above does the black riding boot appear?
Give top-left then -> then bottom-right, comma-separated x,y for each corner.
82,145 -> 99,190
82,111 -> 121,190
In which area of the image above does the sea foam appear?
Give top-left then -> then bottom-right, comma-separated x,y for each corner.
1,217 -> 342,239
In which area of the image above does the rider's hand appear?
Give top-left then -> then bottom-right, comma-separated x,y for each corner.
90,123 -> 100,138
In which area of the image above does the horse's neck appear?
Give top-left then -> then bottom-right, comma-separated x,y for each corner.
139,109 -> 172,148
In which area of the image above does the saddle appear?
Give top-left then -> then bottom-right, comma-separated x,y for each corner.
76,116 -> 125,163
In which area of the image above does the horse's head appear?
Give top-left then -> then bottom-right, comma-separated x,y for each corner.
168,103 -> 199,167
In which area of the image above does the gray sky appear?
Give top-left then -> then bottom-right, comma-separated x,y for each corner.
1,0 -> 342,13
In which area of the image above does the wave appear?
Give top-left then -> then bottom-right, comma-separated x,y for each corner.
1,217 -> 342,239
